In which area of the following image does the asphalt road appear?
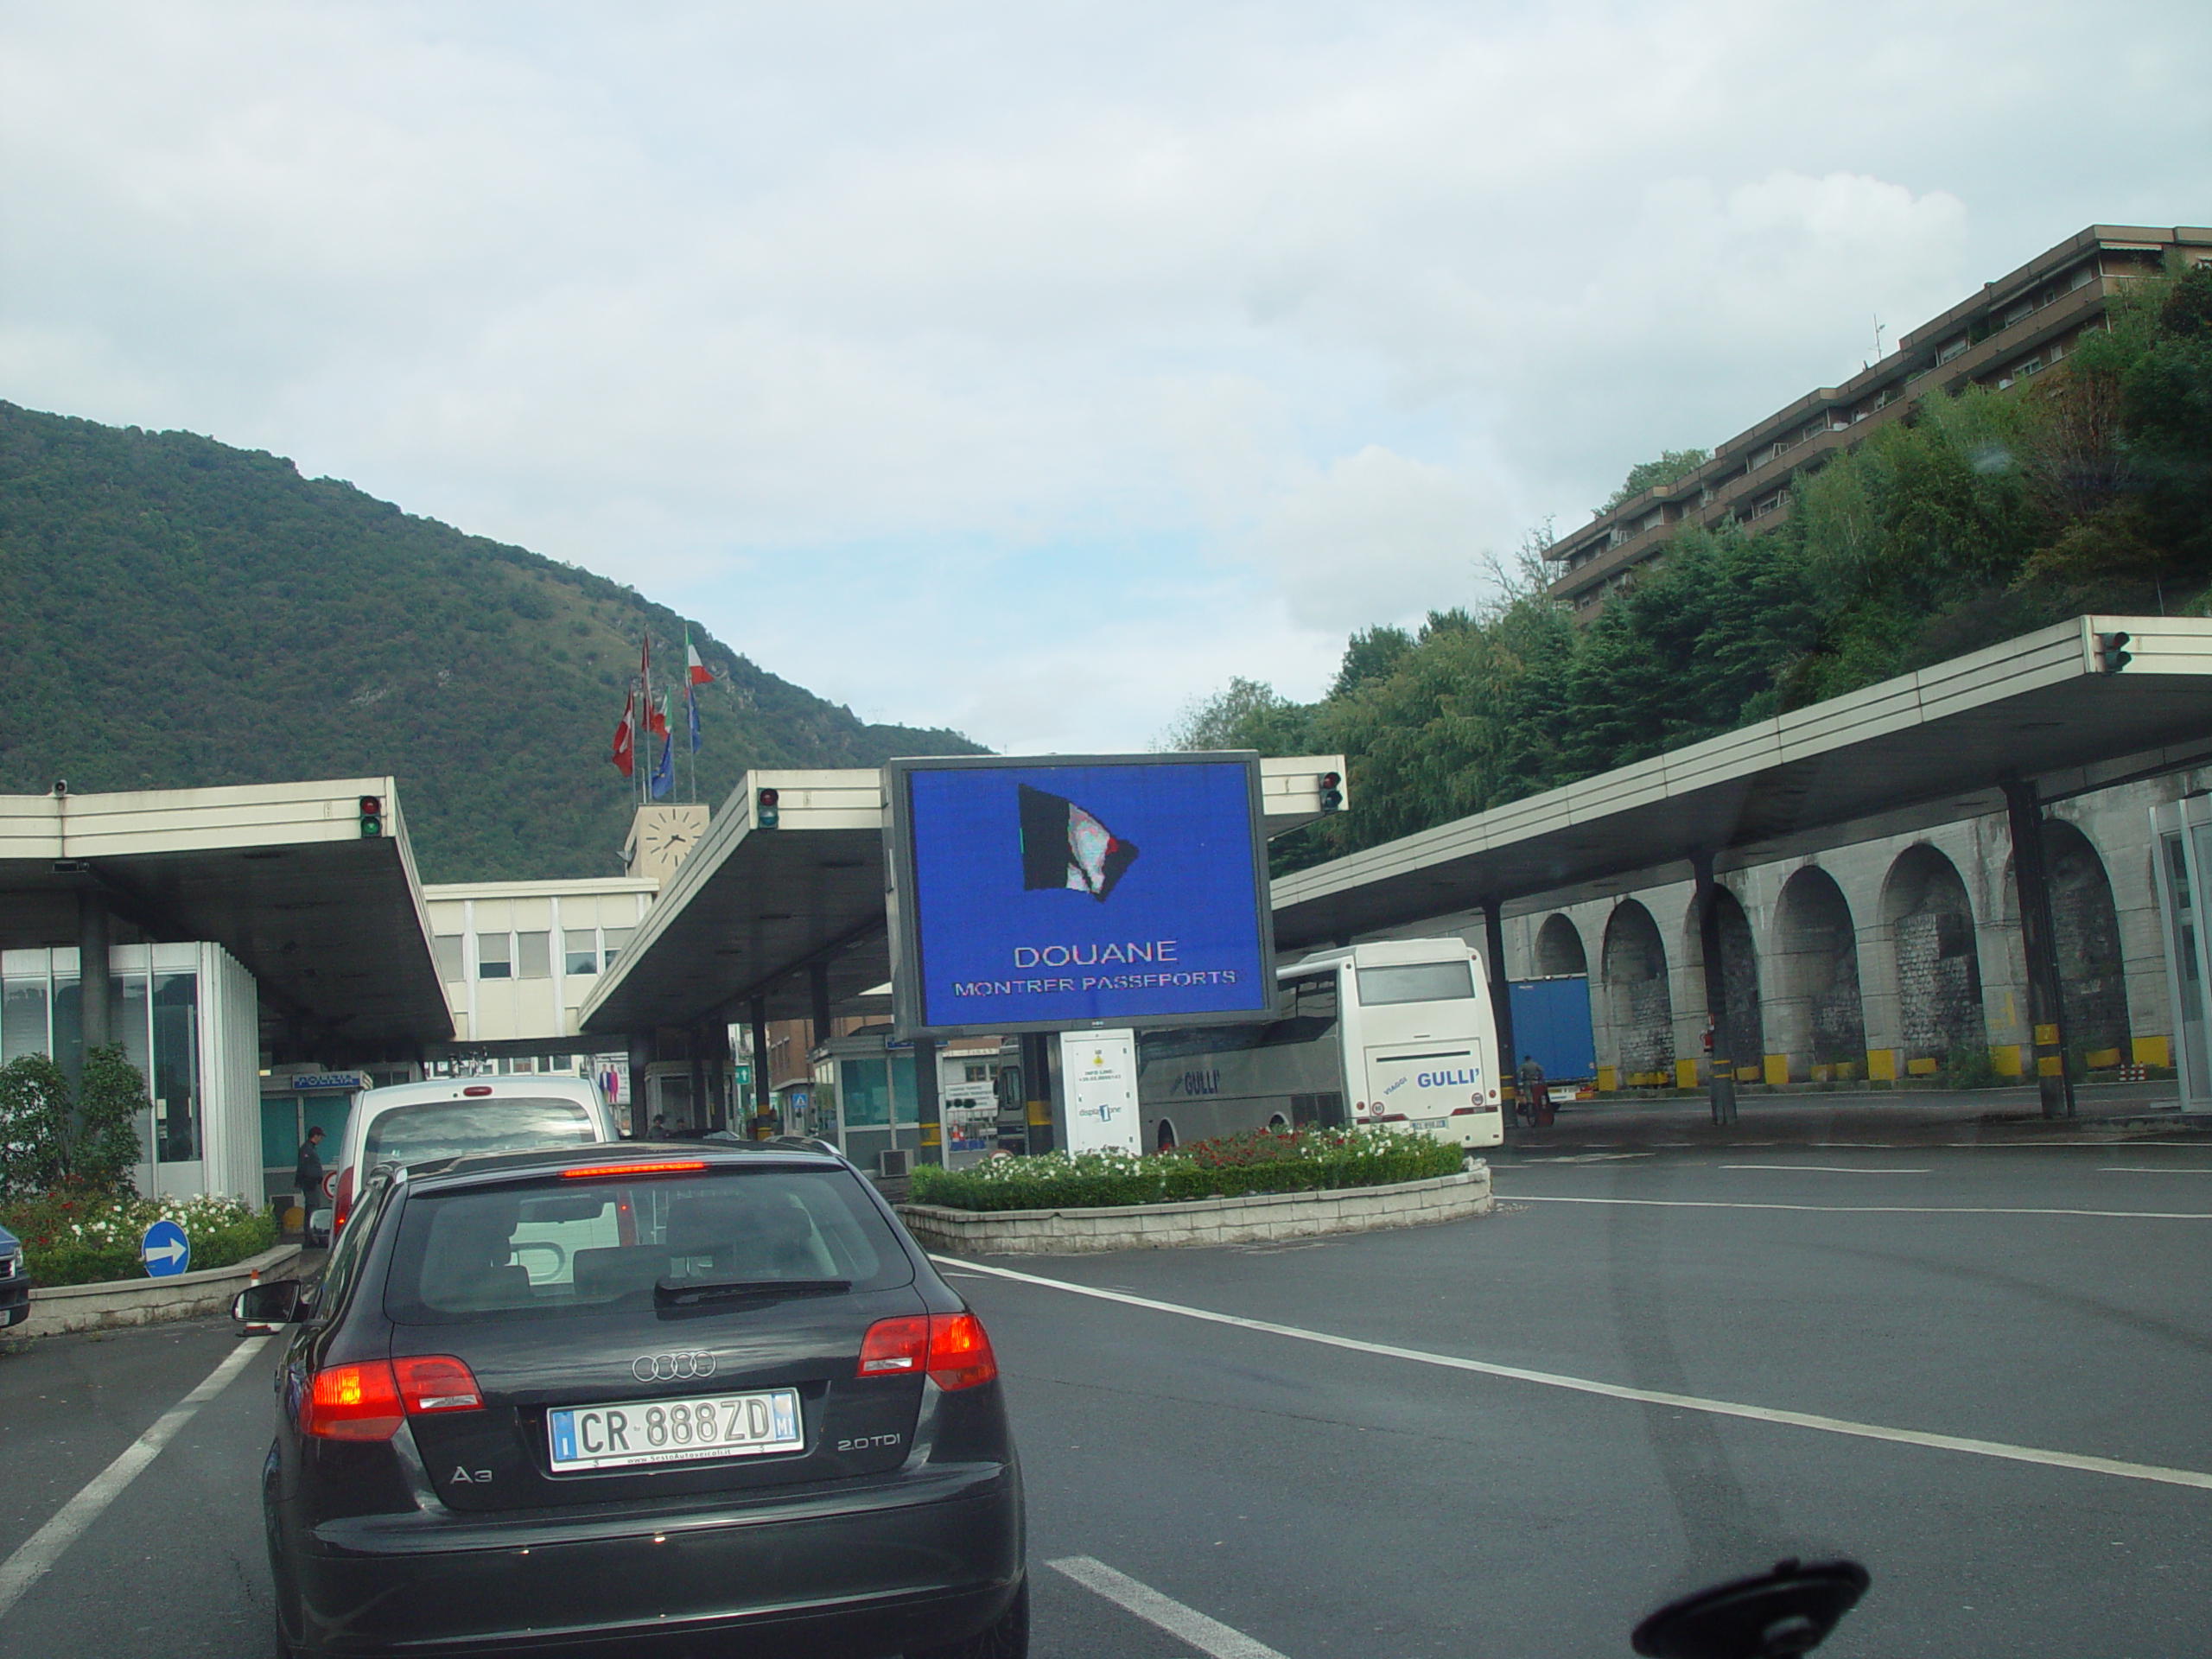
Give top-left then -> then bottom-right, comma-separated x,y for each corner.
4,1144 -> 2209,1658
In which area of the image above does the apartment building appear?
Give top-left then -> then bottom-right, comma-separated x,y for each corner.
1545,224 -> 2212,618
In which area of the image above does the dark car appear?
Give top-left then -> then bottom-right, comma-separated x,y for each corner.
0,1221 -> 27,1328
234,1141 -> 1025,1658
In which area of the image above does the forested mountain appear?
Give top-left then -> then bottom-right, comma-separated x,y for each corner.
1170,258 -> 2212,873
0,404 -> 983,880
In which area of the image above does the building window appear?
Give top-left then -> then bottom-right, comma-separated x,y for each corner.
602,926 -> 634,966
432,934 -> 464,982
151,971 -> 200,1162
516,931 -> 551,980
478,933 -> 512,980
563,931 -> 599,976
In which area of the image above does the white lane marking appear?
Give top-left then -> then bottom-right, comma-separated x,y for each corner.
1716,1164 -> 1929,1173
1505,1194 -> 2212,1220
0,1336 -> 270,1622
1050,1555 -> 1288,1659
945,1258 -> 2212,1494
2102,1166 -> 2212,1173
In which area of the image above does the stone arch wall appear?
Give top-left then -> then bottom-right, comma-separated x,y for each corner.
1534,913 -> 1588,977
1681,887 -> 1762,1071
1770,867 -> 1866,1073
2003,822 -> 2132,1060
1882,844 -> 1986,1062
1602,899 -> 1674,1080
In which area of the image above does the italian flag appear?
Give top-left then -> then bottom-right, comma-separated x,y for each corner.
685,626 -> 712,686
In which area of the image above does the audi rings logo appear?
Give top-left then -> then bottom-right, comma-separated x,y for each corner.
632,1351 -> 716,1382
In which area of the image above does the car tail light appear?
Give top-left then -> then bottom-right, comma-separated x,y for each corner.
925,1312 -> 998,1390
394,1354 -> 483,1414
562,1160 -> 707,1179
1376,1112 -> 1408,1123
857,1312 -> 999,1389
1450,1106 -> 1478,1116
302,1361 -> 404,1440
463,1084 -> 493,1096
332,1165 -> 354,1230
858,1316 -> 930,1376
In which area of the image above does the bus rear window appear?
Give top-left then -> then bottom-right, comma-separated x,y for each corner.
1356,961 -> 1475,1006
365,1098 -> 596,1166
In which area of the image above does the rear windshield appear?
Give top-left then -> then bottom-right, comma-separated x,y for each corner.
384,1166 -> 914,1323
365,1098 -> 596,1166
1356,960 -> 1475,1006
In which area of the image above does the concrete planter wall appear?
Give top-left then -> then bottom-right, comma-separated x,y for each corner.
900,1165 -> 1491,1255
23,1242 -> 303,1338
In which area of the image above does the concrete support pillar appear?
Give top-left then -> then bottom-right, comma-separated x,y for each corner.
749,998 -> 773,1135
1694,855 -> 1738,1126
2004,778 -> 2077,1119
913,1036 -> 942,1166
626,1031 -> 652,1137
1482,902 -> 1519,1117
688,1028 -> 708,1134
810,962 -> 833,1049
1020,1032 -> 1054,1154
78,887 -> 111,1052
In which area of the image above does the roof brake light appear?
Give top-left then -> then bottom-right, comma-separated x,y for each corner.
462,1085 -> 493,1096
562,1159 -> 708,1179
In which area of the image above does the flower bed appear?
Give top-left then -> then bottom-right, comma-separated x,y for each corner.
0,1190 -> 276,1287
907,1126 -> 1466,1212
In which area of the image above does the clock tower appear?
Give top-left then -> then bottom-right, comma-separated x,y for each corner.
625,803 -> 711,884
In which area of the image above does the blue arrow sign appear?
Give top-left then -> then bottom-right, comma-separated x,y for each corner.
141,1219 -> 191,1278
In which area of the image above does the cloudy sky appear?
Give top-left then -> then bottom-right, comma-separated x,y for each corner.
3,2 -> 2205,752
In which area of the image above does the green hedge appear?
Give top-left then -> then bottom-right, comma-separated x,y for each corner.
0,1191 -> 277,1288
907,1126 -> 1466,1212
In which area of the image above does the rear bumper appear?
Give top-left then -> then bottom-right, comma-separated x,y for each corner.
0,1277 -> 28,1326
286,1462 -> 1022,1657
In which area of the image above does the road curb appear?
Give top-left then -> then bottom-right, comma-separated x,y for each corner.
899,1165 -> 1492,1255
21,1243 -> 305,1338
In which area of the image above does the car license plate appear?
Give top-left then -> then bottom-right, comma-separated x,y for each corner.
548,1388 -> 803,1473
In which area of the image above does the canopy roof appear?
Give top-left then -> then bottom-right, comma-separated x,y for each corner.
0,779 -> 451,1051
580,759 -> 1348,1033
1270,616 -> 2212,947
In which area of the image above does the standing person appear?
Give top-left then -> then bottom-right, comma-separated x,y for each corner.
292,1125 -> 326,1235
1516,1055 -> 1548,1128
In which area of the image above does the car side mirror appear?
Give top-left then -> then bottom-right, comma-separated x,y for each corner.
232,1280 -> 305,1325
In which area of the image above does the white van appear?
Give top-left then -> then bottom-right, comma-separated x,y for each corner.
329,1076 -> 618,1234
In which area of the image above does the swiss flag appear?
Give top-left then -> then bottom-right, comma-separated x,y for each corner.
610,691 -> 636,777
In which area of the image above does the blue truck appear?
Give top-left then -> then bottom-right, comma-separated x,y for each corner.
1508,976 -> 1596,1084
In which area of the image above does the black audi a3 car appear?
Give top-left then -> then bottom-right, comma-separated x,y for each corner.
233,1141 -> 1025,1658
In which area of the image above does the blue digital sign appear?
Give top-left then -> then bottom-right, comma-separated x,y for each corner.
889,756 -> 1275,1034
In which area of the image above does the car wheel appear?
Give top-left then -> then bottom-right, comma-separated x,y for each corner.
909,1580 -> 1028,1659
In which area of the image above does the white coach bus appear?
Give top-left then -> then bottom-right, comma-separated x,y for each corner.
1135,938 -> 1503,1154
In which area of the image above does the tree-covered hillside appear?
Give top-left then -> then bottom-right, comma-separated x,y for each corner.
0,404 -> 983,880
1170,258 -> 2212,873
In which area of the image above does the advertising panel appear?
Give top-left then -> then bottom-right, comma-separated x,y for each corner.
887,753 -> 1276,1037
1059,1029 -> 1141,1154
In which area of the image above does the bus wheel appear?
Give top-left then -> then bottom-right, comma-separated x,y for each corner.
1156,1121 -> 1177,1153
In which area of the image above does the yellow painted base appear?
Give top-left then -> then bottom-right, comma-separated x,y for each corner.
1905,1057 -> 1939,1077
1992,1045 -> 2024,1077
1675,1059 -> 1699,1090
1763,1054 -> 1788,1086
2085,1046 -> 2122,1070
1597,1065 -> 1618,1092
2133,1035 -> 2171,1068
1866,1050 -> 1897,1082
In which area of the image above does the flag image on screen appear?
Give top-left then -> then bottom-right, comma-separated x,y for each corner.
1019,785 -> 1140,900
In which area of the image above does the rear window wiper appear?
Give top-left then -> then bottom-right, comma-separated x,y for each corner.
653,1274 -> 851,1307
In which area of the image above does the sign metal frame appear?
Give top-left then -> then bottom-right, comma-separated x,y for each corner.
884,751 -> 1280,1040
